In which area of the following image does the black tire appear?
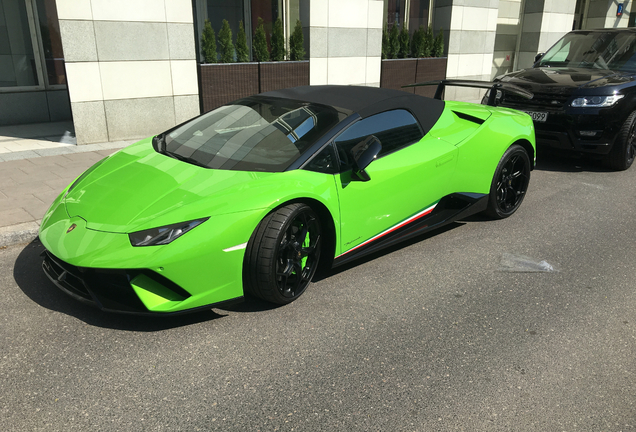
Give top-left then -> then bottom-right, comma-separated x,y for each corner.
484,144 -> 531,219
606,110 -> 636,171
244,203 -> 322,304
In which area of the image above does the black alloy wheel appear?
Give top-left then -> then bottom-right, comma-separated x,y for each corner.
244,203 -> 322,304
485,144 -> 531,219
607,110 -> 636,171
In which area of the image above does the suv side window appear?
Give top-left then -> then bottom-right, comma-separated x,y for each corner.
334,110 -> 423,170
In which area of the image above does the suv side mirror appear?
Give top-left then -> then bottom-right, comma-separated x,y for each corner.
534,52 -> 544,64
350,135 -> 382,181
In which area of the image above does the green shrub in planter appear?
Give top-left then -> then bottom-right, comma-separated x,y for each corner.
253,17 -> 269,62
399,26 -> 410,58
235,21 -> 249,62
218,19 -> 235,63
289,19 -> 305,61
433,27 -> 444,57
271,17 -> 286,61
201,19 -> 217,63
410,26 -> 421,58
382,25 -> 389,59
389,24 -> 399,59
424,26 -> 434,57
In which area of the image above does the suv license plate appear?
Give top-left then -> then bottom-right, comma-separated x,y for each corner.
524,111 -> 548,122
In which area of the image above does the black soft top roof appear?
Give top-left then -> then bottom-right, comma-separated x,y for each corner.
260,85 -> 445,135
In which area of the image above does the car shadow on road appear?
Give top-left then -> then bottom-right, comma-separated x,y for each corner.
220,297 -> 288,313
313,221 -> 464,281
534,149 -> 612,173
13,238 -> 226,331
226,222 -> 467,311
14,221 -> 468,321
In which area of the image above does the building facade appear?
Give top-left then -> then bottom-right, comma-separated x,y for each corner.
1,0 -> 634,144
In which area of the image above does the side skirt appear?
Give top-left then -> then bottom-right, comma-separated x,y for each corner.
332,192 -> 488,267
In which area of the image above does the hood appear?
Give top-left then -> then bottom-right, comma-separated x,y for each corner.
498,67 -> 636,94
64,139 -> 280,233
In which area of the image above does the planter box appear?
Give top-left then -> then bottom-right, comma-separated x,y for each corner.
199,63 -> 259,113
260,61 -> 309,93
199,61 -> 309,113
380,57 -> 447,98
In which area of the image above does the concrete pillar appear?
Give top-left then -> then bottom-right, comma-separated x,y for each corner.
516,0 -> 577,70
492,0 -> 523,79
309,0 -> 384,87
56,0 -> 201,144
434,0 -> 500,102
584,0 -> 632,29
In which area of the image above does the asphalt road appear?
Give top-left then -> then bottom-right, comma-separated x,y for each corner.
1,154 -> 636,431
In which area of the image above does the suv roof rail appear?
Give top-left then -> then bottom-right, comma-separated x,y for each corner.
404,79 -> 534,106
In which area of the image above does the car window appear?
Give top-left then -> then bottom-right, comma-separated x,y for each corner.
538,31 -> 636,71
162,97 -> 345,172
545,41 -> 570,63
305,143 -> 339,174
334,110 -> 423,170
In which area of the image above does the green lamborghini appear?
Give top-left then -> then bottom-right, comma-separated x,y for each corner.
39,84 -> 536,314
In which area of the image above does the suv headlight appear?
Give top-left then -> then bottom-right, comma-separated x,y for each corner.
129,218 -> 209,246
571,95 -> 624,107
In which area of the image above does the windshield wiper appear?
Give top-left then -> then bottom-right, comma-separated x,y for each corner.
164,150 -> 210,168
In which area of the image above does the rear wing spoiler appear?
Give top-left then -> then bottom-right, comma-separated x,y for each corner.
403,80 -> 534,106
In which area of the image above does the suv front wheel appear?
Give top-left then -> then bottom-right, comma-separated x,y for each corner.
607,110 -> 636,171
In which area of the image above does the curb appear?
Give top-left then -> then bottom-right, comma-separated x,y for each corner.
0,221 -> 40,248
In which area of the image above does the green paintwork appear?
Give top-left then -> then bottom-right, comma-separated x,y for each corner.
130,273 -> 186,310
336,132 -> 457,251
39,102 -> 535,314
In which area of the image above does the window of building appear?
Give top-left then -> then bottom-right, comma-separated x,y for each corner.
193,0 -> 308,63
35,0 -> 65,86
0,0 -> 65,91
384,0 -> 431,34
334,110 -> 423,171
250,0 -> 280,48
0,0 -> 38,87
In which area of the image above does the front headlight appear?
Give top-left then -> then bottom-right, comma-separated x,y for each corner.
129,218 -> 209,246
571,94 -> 624,107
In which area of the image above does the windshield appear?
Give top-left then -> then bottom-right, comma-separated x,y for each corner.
162,97 -> 347,172
537,31 -> 636,71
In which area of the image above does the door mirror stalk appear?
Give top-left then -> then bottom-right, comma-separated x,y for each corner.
350,135 -> 382,181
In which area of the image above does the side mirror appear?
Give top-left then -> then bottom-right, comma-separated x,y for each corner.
152,134 -> 166,153
350,135 -> 382,181
534,52 -> 544,65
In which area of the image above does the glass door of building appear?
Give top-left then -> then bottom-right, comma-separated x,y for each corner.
0,0 -> 69,125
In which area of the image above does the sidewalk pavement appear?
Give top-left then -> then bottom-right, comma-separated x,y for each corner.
0,121 -> 135,247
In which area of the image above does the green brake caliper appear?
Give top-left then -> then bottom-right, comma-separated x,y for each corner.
301,224 -> 310,268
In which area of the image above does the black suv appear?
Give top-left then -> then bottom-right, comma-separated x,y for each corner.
490,28 -> 636,170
